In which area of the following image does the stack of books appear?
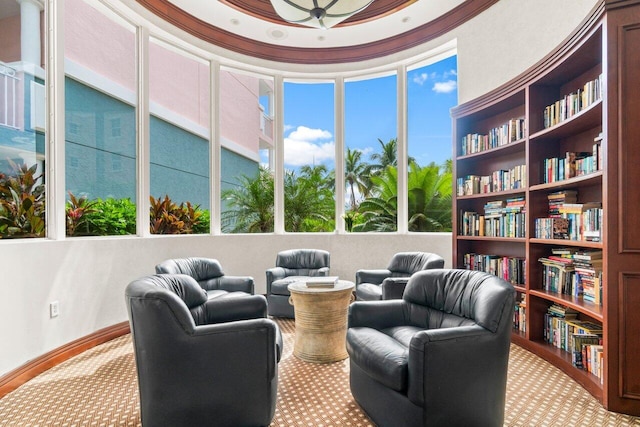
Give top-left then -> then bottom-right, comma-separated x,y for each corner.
573,250 -> 603,305
305,276 -> 339,288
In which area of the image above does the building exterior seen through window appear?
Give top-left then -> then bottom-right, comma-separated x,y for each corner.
0,0 -> 456,239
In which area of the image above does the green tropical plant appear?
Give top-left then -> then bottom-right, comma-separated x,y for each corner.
285,164 -> 335,232
406,160 -> 452,232
193,209 -> 211,234
0,160 -> 46,238
150,195 -> 203,234
353,166 -> 399,232
90,198 -> 136,235
221,164 -> 335,233
65,192 -> 99,236
221,166 -> 274,233
354,161 -> 452,232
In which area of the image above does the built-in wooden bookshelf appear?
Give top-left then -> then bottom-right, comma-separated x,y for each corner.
451,0 -> 640,416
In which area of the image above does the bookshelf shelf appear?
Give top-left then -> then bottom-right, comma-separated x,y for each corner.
456,188 -> 526,201
529,171 -> 602,192
529,100 -> 602,141
451,0 -> 640,415
456,236 -> 526,243
456,138 -> 526,161
528,239 -> 603,249
529,290 -> 604,321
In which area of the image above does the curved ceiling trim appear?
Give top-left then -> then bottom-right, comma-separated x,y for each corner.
134,0 -> 499,64
219,0 -> 417,28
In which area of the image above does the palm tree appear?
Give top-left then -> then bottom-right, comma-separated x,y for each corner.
370,138 -> 398,171
367,138 -> 416,177
221,166 -> 274,233
345,147 -> 369,210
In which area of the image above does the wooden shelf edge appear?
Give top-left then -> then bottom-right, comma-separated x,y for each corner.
456,188 -> 526,200
529,289 -> 604,320
529,99 -> 603,140
456,236 -> 526,242
528,238 -> 603,248
0,322 -> 131,399
457,138 -> 526,160
512,338 -> 604,401
529,170 -> 603,192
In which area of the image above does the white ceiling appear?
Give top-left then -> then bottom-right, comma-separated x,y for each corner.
167,0 -> 465,49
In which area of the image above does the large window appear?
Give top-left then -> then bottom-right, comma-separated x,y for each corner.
149,38 -> 210,234
344,74 -> 398,232
64,0 -> 136,236
0,0 -> 46,239
219,68 -> 274,234
282,81 -> 335,232
406,55 -> 457,232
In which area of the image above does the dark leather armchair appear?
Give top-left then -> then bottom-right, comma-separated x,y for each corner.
266,249 -> 330,318
346,269 -> 515,427
155,257 -> 254,299
125,274 -> 282,427
355,251 -> 445,301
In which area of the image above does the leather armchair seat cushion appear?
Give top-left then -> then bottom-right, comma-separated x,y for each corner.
356,283 -> 386,301
347,325 -> 422,392
270,276 -> 311,296
206,290 -> 252,300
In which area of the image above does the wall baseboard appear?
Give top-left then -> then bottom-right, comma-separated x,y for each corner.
0,322 -> 131,399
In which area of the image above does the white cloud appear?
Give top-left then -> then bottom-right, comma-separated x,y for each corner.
284,125 -> 335,166
412,72 -> 428,86
443,69 -> 458,78
432,80 -> 457,94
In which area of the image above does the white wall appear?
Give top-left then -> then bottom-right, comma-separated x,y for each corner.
0,0 -> 600,377
0,233 -> 451,375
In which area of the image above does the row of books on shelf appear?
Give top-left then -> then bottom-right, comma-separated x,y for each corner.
543,74 -> 603,129
463,253 -> 526,285
535,189 -> 603,241
534,212 -> 602,242
513,297 -> 526,332
544,305 -> 603,382
460,118 -> 526,155
542,139 -> 602,184
460,197 -> 526,237
456,164 -> 527,196
539,247 -> 603,303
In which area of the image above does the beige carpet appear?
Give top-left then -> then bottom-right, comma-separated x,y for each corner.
1,319 -> 639,427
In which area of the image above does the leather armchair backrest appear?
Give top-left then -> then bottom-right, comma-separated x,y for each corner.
403,269 -> 514,333
387,252 -> 445,275
276,249 -> 330,270
126,274 -> 208,332
155,257 -> 224,281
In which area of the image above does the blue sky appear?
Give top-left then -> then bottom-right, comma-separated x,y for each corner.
282,54 -> 458,169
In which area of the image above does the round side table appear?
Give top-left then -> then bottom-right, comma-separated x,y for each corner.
288,280 -> 355,363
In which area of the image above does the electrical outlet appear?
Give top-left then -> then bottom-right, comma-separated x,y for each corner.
50,301 -> 59,318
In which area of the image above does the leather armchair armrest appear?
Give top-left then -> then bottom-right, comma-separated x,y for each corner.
356,269 -> 392,285
204,294 -> 268,324
407,324 -> 495,407
218,276 -> 255,294
381,277 -> 410,300
348,300 -> 406,329
266,267 -> 286,294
